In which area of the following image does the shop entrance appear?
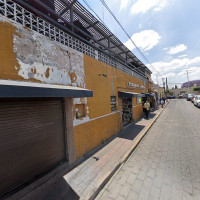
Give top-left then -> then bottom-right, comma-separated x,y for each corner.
121,97 -> 132,126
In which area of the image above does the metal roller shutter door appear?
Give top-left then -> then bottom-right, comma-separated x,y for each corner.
0,98 -> 66,196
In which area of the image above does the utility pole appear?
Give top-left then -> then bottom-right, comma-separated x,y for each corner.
186,70 -> 190,87
186,70 -> 191,93
166,77 -> 168,90
162,78 -> 165,98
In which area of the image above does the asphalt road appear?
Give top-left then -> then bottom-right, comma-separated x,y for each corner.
95,99 -> 200,200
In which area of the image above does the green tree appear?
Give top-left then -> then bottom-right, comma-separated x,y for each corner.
193,87 -> 200,91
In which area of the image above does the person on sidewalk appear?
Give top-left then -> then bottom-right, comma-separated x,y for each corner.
143,100 -> 150,119
161,99 -> 164,108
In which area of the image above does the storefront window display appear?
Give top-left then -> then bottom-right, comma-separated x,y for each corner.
121,97 -> 132,126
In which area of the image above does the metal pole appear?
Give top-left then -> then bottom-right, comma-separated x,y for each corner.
186,70 -> 189,88
186,70 -> 191,94
162,78 -> 165,98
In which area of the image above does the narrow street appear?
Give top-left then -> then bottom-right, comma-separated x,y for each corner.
96,100 -> 200,200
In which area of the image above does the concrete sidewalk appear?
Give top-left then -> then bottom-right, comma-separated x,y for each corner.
64,106 -> 165,200
11,105 -> 166,200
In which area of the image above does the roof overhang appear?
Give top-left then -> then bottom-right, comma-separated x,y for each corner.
0,80 -> 93,98
143,93 -> 155,97
118,91 -> 144,98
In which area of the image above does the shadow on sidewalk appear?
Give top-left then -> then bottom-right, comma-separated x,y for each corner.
23,178 -> 80,200
118,124 -> 145,140
118,113 -> 157,141
142,113 -> 156,119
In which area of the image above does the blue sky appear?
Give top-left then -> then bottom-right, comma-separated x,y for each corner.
79,0 -> 200,88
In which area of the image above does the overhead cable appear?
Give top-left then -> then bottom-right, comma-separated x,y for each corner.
99,0 -> 162,77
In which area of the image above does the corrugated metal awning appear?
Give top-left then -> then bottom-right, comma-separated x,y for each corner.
118,91 -> 144,98
0,80 -> 93,98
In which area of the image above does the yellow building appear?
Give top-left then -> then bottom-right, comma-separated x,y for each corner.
153,84 -> 165,99
0,0 -> 153,197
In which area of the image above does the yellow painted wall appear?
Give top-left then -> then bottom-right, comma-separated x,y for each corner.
74,55 -> 121,158
132,97 -> 143,121
74,55 -> 147,158
0,19 -> 149,160
74,113 -> 120,158
0,21 -> 22,81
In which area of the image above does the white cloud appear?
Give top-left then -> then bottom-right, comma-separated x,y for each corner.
163,47 -> 170,51
167,44 -> 187,55
147,56 -> 200,87
178,54 -> 187,58
178,66 -> 200,80
147,58 -> 189,74
131,0 -> 168,15
164,72 -> 176,77
120,0 -> 131,10
124,30 -> 161,51
187,56 -> 200,66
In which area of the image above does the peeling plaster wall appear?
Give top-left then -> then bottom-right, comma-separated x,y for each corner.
0,16 -> 90,127
0,16 -> 85,87
13,24 -> 84,88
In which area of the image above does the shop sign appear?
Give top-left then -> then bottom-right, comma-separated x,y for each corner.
127,82 -> 145,89
137,97 -> 142,104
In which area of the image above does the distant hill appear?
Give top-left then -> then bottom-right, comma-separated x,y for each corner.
181,80 -> 200,88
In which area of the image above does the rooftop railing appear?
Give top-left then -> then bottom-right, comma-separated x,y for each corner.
0,0 -> 148,82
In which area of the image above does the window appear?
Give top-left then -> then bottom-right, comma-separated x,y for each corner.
111,96 -> 117,111
75,104 -> 86,119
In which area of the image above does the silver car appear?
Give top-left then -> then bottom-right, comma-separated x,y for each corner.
193,95 -> 200,107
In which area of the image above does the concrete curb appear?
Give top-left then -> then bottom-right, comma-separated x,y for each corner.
91,102 -> 169,200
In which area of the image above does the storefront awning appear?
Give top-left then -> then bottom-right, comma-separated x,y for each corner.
118,91 -> 145,98
0,80 -> 93,98
143,93 -> 155,97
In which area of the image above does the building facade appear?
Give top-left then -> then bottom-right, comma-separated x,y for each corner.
0,0 -> 153,197
170,87 -> 200,97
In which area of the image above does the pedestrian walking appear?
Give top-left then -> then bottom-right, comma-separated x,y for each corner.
161,99 -> 164,108
143,100 -> 150,119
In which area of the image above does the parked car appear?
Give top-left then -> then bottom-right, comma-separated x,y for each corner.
193,95 -> 200,107
191,96 -> 195,103
178,95 -> 183,99
167,95 -> 175,99
187,94 -> 195,101
183,94 -> 187,98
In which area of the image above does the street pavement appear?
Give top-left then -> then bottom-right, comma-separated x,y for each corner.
95,99 -> 200,200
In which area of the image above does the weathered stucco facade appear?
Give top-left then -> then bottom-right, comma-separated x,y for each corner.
0,16 -> 148,160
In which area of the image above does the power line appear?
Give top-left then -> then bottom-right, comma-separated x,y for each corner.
99,0 -> 162,78
48,0 -> 162,78
82,0 -> 109,29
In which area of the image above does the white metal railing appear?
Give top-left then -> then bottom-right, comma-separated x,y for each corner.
0,0 -> 147,82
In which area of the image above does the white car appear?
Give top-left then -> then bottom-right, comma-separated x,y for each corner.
193,95 -> 200,107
